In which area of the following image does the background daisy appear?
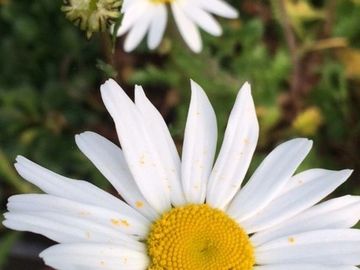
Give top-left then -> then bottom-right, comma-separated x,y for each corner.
3,79 -> 360,269
117,0 -> 238,52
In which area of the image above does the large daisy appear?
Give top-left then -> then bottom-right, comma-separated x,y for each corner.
3,79 -> 360,270
117,0 -> 238,53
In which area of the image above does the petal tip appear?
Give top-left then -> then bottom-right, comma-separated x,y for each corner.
190,79 -> 199,88
103,78 -> 116,86
15,155 -> 24,162
341,168 -> 354,178
241,81 -> 252,94
134,84 -> 145,93
189,42 -> 203,54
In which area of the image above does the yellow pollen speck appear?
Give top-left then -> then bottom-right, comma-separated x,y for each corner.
136,201 -> 144,208
121,219 -> 130,226
288,237 -> 296,244
79,211 -> 91,216
147,204 -> 255,270
111,218 -> 130,227
139,154 -> 145,165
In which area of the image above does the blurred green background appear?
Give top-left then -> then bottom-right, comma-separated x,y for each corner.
0,0 -> 360,269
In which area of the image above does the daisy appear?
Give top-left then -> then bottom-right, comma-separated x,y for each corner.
117,0 -> 238,53
3,79 -> 360,270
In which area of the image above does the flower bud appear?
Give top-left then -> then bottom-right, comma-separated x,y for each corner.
62,0 -> 121,38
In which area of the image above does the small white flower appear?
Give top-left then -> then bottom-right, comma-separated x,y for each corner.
117,0 -> 238,53
3,79 -> 360,270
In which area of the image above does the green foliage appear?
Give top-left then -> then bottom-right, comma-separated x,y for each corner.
0,232 -> 20,269
0,0 -> 106,182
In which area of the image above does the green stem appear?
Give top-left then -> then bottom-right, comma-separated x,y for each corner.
0,149 -> 34,194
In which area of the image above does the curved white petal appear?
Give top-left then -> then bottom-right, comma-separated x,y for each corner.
13,156 -> 146,223
117,1 -> 149,36
227,138 -> 313,221
40,243 -> 149,270
181,80 -> 217,204
3,211 -> 144,252
147,4 -> 168,49
207,82 -> 258,209
75,131 -> 157,220
135,85 -> 186,206
181,4 -> 222,36
6,194 -> 150,237
280,168 -> 333,195
101,79 -> 171,213
251,195 -> 360,246
121,0 -> 135,12
256,229 -> 360,265
242,169 -> 353,233
123,7 -> 154,52
171,2 -> 202,53
197,0 -> 239,18
254,265 -> 358,270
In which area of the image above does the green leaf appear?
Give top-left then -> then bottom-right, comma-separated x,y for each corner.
0,232 -> 21,269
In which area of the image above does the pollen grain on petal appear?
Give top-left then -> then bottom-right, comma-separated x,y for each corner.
111,218 -> 130,227
136,201 -> 144,208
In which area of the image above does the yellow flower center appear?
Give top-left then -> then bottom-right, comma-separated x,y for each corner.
150,0 -> 174,4
147,204 -> 255,270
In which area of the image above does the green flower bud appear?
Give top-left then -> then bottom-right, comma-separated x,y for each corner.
62,0 -> 122,38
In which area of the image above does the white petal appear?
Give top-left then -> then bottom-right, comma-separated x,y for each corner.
117,1 -> 148,36
6,194 -> 150,237
75,131 -> 157,220
181,80 -> 217,204
227,138 -> 313,221
254,265 -> 358,270
123,7 -> 154,52
181,4 -> 222,36
101,79 -> 171,213
207,82 -> 258,209
3,211 -> 144,252
256,229 -> 360,265
280,168 -> 333,195
135,85 -> 186,206
40,243 -> 149,270
171,2 -> 202,53
251,195 -> 360,246
147,4 -> 168,49
121,0 -> 135,12
13,156 -> 147,223
197,0 -> 239,18
242,169 -> 353,233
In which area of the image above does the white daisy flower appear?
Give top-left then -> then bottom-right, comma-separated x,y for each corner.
117,0 -> 238,53
3,79 -> 360,270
